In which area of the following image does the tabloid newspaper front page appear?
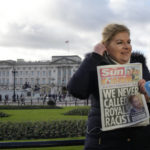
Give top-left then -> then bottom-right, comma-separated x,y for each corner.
97,63 -> 149,131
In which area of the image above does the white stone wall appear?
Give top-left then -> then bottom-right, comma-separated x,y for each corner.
0,56 -> 81,94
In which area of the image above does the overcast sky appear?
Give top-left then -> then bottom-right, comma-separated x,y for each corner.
0,0 -> 150,67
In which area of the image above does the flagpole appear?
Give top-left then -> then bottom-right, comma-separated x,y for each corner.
65,40 -> 70,55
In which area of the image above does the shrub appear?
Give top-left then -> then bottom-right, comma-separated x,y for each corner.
47,98 -> 56,106
0,112 -> 9,118
0,120 -> 86,140
64,107 -> 90,116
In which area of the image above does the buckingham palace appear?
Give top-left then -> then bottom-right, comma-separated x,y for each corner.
0,55 -> 81,98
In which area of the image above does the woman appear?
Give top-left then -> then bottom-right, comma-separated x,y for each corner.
67,24 -> 150,150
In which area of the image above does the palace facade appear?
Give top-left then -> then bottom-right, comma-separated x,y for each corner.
0,55 -> 81,95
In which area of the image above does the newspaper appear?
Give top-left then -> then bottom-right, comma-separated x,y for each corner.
97,63 -> 149,131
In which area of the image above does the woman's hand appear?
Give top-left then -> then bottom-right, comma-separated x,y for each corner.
138,79 -> 149,102
138,79 -> 146,94
94,43 -> 106,56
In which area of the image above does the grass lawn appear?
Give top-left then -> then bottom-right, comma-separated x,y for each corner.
3,136 -> 84,142
0,106 -> 87,150
0,106 -> 88,122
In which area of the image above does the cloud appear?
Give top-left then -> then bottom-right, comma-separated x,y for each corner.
108,0 -> 127,13
109,0 -> 150,23
0,0 -> 150,66
0,22 -> 94,51
47,0 -> 116,31
0,0 -> 117,55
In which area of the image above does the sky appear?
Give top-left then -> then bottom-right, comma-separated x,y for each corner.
0,0 -> 150,67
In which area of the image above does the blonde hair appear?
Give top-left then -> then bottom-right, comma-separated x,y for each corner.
102,24 -> 130,45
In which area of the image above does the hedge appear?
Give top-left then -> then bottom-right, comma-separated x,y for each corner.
0,112 -> 9,117
64,107 -> 90,116
0,120 -> 86,140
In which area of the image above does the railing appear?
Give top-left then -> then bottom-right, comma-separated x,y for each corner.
0,99 -> 91,106
0,139 -> 85,149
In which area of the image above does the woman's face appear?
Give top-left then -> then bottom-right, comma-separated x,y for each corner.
106,32 -> 132,64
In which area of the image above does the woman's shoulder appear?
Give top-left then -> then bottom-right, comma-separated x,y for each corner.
84,52 -> 109,66
131,52 -> 147,65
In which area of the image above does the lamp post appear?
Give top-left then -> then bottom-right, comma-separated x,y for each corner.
12,68 -> 17,102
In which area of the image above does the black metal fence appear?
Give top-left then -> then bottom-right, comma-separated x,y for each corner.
0,139 -> 85,149
0,99 -> 91,107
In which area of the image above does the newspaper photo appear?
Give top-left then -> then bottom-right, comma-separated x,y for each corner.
97,63 -> 149,131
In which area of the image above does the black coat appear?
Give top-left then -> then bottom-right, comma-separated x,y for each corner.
67,52 -> 150,150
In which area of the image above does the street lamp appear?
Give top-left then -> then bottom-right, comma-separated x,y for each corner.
12,68 -> 17,102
